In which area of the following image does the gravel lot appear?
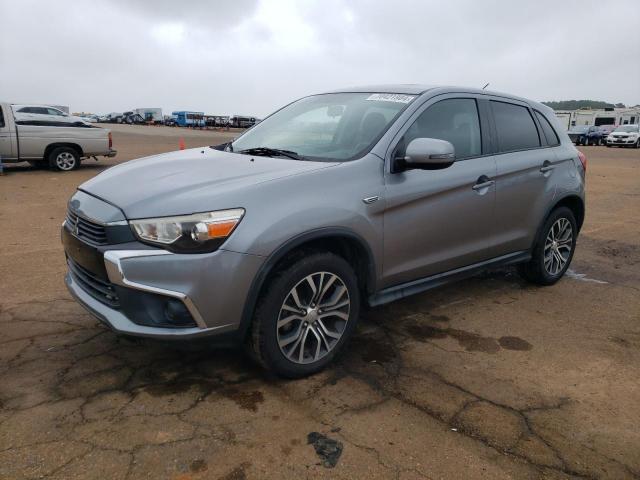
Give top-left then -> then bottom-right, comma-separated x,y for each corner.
1,124 -> 639,480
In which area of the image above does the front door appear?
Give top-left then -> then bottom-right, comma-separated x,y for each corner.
382,96 -> 496,288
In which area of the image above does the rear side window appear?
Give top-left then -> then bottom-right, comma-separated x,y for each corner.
534,111 -> 560,146
491,101 -> 540,152
0,106 -> 4,127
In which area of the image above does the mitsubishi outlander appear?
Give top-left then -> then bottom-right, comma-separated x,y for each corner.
62,85 -> 586,377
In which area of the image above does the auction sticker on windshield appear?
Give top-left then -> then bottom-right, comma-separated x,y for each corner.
366,93 -> 415,103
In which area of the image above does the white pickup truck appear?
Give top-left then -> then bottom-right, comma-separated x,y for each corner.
0,101 -> 116,171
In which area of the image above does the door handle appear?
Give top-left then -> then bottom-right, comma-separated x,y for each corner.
472,181 -> 494,191
472,175 -> 495,191
540,161 -> 555,173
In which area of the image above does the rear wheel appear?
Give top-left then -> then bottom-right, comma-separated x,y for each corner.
49,147 -> 80,171
250,252 -> 360,378
518,207 -> 577,286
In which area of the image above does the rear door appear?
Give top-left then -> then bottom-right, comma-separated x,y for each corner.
489,99 -> 558,256
381,95 -> 496,288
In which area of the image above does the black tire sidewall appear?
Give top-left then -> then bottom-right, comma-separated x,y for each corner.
530,207 -> 578,285
49,147 -> 79,171
253,252 -> 360,378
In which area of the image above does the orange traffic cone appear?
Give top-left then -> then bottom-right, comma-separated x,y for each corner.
179,138 -> 185,150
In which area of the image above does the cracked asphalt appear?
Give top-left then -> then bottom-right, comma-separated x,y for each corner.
1,125 -> 639,479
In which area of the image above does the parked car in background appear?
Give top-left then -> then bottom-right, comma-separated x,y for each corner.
121,111 -> 146,124
228,115 -> 258,128
0,101 -> 116,171
606,124 -> 640,148
13,104 -> 91,127
62,85 -> 585,377
105,113 -> 123,123
567,125 -> 608,145
596,125 -> 616,144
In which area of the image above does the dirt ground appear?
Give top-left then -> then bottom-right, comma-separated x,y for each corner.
1,124 -> 639,480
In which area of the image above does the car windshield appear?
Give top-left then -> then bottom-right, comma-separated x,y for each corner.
569,126 -> 589,133
228,92 -> 417,161
614,125 -> 639,133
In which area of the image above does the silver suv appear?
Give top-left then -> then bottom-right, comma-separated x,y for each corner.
63,85 -> 586,377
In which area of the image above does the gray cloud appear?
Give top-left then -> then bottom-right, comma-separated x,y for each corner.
1,0 -> 638,117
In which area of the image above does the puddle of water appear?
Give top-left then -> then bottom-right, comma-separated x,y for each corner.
498,336 -> 533,351
221,388 -> 264,412
403,316 -> 532,354
447,329 -> 501,354
355,335 -> 397,364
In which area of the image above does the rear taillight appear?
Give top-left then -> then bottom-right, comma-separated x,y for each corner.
108,132 -> 113,149
577,150 -> 587,174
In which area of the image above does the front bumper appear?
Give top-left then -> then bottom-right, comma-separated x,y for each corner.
65,237 -> 265,339
607,137 -> 636,145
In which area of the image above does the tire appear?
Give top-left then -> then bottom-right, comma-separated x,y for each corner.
518,206 -> 577,286
49,147 -> 80,171
250,251 -> 360,378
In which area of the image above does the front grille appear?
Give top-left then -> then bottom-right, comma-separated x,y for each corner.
66,210 -> 108,245
68,257 -> 120,308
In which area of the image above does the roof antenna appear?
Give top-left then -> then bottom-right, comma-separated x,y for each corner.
482,83 -> 490,90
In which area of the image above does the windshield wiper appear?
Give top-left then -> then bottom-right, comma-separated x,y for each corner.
238,147 -> 304,160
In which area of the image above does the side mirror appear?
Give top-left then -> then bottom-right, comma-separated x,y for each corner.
401,138 -> 455,170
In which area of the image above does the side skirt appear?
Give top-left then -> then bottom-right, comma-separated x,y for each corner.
368,251 -> 530,307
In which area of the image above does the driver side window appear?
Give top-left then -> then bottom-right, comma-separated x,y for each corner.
395,98 -> 482,160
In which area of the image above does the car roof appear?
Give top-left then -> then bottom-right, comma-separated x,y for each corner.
322,84 -> 549,110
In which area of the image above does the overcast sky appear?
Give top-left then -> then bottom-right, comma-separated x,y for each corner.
1,0 -> 638,116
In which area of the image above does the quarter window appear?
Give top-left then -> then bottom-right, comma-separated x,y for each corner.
397,98 -> 482,159
534,111 -> 560,146
491,101 -> 540,152
0,106 -> 4,128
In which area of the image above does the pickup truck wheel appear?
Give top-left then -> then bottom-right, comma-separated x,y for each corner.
518,207 -> 577,286
49,147 -> 79,171
250,252 -> 360,378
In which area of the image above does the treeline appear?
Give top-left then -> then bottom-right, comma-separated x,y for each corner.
542,100 -> 627,110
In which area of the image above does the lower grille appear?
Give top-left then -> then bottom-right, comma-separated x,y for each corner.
67,257 -> 120,308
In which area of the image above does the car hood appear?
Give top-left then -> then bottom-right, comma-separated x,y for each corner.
80,148 -> 337,218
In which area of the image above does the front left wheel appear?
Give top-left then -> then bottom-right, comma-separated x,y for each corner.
250,252 -> 360,378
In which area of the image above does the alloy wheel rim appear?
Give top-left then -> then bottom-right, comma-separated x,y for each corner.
277,271 -> 350,365
56,152 -> 76,170
544,218 -> 573,276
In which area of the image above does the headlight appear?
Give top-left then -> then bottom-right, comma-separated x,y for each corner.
130,208 -> 245,253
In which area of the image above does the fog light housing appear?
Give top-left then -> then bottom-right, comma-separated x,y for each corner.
164,299 -> 195,327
